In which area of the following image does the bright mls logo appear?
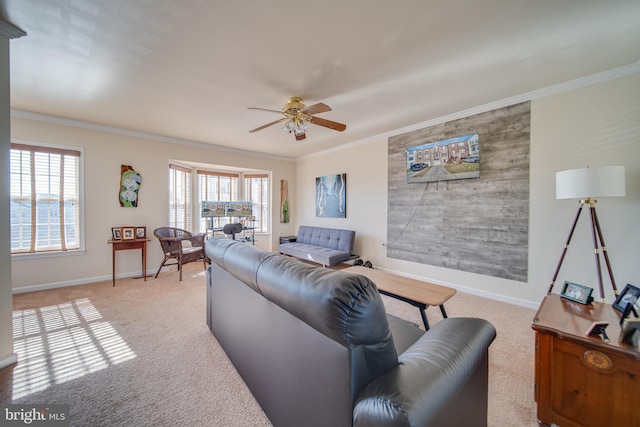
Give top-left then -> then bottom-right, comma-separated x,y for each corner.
2,405 -> 69,426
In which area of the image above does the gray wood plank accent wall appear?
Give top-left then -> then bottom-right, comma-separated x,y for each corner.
387,102 -> 530,282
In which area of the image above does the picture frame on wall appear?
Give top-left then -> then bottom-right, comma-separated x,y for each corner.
111,227 -> 122,241
122,227 -> 135,240
135,226 -> 146,239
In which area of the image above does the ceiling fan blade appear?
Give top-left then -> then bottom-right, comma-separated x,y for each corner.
295,133 -> 306,141
249,118 -> 286,133
247,107 -> 283,114
309,116 -> 347,132
301,103 -> 331,115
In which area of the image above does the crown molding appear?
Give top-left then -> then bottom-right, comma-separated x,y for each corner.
298,62 -> 640,161
10,110 -> 293,163
0,19 -> 26,39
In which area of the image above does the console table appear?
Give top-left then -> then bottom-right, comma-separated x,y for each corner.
532,294 -> 640,427
108,238 -> 150,287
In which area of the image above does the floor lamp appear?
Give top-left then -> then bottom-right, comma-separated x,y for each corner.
548,165 -> 626,302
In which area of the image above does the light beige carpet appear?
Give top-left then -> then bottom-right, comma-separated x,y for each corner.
1,262 -> 538,426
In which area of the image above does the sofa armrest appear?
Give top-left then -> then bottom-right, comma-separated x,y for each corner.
353,318 -> 496,427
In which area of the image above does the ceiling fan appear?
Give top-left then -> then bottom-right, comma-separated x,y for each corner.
248,97 -> 346,141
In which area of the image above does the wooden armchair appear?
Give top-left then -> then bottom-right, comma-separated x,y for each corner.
153,227 -> 207,281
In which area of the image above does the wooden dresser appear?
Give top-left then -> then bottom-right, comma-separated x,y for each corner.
532,294 -> 640,427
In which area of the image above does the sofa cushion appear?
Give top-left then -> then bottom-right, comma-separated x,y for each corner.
278,242 -> 353,266
278,226 -> 356,266
297,226 -> 355,254
257,255 -> 397,382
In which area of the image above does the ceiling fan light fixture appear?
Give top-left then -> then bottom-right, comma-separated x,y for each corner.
248,97 -> 346,140
282,115 -> 309,135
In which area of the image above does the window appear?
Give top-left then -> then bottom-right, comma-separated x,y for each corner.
170,166 -> 270,234
198,171 -> 238,231
169,164 -> 192,230
10,143 -> 81,254
244,174 -> 269,233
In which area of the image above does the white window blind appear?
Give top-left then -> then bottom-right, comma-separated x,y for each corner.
198,171 -> 238,232
10,143 -> 81,254
244,174 -> 269,233
169,164 -> 192,230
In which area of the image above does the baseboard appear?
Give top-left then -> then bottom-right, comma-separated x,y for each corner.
0,353 -> 18,370
12,270 -> 156,294
375,267 -> 540,310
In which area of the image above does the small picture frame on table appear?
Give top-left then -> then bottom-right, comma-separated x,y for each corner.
111,227 -> 122,241
613,283 -> 640,313
122,227 -> 135,240
135,226 -> 146,239
560,281 -> 594,305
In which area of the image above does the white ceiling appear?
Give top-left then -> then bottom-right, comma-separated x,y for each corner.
3,0 -> 640,159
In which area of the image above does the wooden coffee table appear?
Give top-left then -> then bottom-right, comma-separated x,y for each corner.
345,266 -> 456,330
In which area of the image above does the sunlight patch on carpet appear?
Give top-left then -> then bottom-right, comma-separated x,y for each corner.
11,298 -> 136,399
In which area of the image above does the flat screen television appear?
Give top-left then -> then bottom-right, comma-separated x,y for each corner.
201,201 -> 228,217
405,133 -> 480,183
227,201 -> 252,217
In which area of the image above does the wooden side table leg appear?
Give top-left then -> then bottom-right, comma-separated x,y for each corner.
142,243 -> 147,281
112,244 -> 116,287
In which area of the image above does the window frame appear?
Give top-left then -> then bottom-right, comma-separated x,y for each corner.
169,163 -> 192,231
244,173 -> 270,234
197,170 -> 239,232
10,140 -> 85,259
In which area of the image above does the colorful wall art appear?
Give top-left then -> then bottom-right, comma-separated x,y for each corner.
119,165 -> 141,207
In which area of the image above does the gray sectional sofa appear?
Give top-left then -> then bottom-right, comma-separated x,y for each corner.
278,225 -> 356,267
205,236 -> 497,427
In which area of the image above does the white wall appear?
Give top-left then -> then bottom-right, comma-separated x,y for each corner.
10,117 -> 296,291
295,72 -> 640,308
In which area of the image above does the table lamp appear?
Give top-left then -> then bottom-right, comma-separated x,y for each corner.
548,165 -> 626,301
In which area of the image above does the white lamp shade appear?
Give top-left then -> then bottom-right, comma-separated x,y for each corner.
556,166 -> 626,200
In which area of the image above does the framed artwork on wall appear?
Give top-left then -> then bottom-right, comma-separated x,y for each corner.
281,180 -> 290,223
316,173 -> 346,218
119,165 -> 142,207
